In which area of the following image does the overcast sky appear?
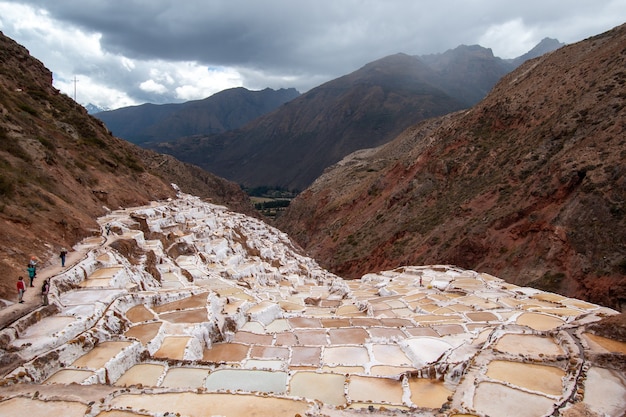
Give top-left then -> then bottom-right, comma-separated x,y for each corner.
1,0 -> 625,110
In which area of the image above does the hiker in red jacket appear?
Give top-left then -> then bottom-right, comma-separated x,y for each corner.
16,276 -> 26,304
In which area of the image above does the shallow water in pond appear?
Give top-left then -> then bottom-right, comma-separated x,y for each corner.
583,366 -> 626,416
13,316 -> 75,344
153,336 -> 191,360
109,392 -> 309,417
159,308 -> 208,323
288,371 -> 346,406
495,334 -> 564,356
126,305 -> 155,322
153,293 -> 207,313
115,363 -> 164,387
72,341 -> 132,369
516,312 -> 564,331
204,369 -> 288,394
486,360 -> 564,395
88,266 -> 123,279
44,369 -> 93,384
124,322 -> 162,345
584,332 -> 626,354
408,378 -> 453,408
162,367 -> 209,388
474,381 -> 555,417
0,397 -> 87,417
323,346 -> 370,366
347,375 -> 403,405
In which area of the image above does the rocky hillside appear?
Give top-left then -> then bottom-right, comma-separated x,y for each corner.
95,87 -> 300,145
0,31 -> 254,302
276,23 -> 626,311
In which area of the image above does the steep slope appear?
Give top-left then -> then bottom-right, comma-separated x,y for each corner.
0,31 -> 253,302
276,23 -> 626,310
95,87 -> 300,145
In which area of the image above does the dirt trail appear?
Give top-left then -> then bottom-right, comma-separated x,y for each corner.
0,228 -> 118,330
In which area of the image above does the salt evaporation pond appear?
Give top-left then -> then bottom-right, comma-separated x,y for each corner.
2,192 -> 625,417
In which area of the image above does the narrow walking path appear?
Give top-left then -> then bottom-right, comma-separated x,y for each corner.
0,233 -> 108,330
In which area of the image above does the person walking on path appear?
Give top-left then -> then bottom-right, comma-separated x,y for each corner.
27,263 -> 36,287
16,276 -> 26,303
41,278 -> 50,306
59,248 -> 67,267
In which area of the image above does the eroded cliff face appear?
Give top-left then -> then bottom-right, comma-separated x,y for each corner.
276,23 -> 626,310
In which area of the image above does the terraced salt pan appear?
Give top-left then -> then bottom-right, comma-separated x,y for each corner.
44,369 -> 93,384
582,366 -> 626,416
0,397 -> 88,417
153,336 -> 191,360
11,316 -> 75,347
516,312 -> 565,331
474,381 -> 556,417
486,360 -> 565,396
124,322 -> 162,345
109,392 -> 310,417
347,375 -> 404,405
583,332 -> 626,354
204,369 -> 288,393
114,363 -> 165,387
162,367 -> 209,388
72,341 -> 133,369
495,334 -> 565,356
408,377 -> 453,409
289,371 -> 347,406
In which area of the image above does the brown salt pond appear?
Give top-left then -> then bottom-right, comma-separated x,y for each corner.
288,371 -> 347,406
494,333 -> 565,356
203,342 -> 250,362
152,293 -> 208,313
408,377 -> 453,409
153,336 -> 191,360
44,369 -> 93,384
159,308 -> 208,323
109,392 -> 310,417
72,341 -> 132,369
126,305 -> 155,322
347,375 -> 404,405
114,363 -> 165,387
486,360 -> 565,396
124,322 -> 162,345
583,332 -> 626,354
88,266 -> 123,279
516,312 -> 564,331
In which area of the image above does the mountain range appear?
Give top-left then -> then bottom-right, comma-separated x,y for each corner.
95,87 -> 300,145
276,24 -> 626,311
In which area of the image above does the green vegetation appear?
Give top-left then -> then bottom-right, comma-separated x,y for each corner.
245,186 -> 297,218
